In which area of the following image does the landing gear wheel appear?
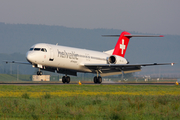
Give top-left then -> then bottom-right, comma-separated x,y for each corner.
97,76 -> 102,83
37,71 -> 42,76
93,76 -> 102,84
62,76 -> 66,83
66,76 -> 70,83
40,71 -> 42,75
94,76 -> 98,84
62,76 -> 71,84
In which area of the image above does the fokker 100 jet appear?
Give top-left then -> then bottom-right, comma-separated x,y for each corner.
5,31 -> 174,84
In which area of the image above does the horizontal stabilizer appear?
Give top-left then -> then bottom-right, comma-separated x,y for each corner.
103,31 -> 164,58
102,35 -> 164,38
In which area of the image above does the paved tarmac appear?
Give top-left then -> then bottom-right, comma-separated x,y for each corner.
0,82 -> 176,85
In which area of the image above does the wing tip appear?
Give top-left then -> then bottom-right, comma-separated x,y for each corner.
171,63 -> 175,66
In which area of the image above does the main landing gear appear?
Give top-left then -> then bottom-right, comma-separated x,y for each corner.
93,70 -> 102,84
62,76 -> 70,84
93,76 -> 102,84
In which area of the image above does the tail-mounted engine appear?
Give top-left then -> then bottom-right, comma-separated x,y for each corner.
107,55 -> 128,64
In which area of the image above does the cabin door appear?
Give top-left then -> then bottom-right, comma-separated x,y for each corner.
49,45 -> 54,61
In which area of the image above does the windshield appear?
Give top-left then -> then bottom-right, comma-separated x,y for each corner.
29,48 -> 47,52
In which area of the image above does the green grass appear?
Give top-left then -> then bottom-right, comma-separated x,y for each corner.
0,85 -> 179,119
0,94 -> 180,119
0,74 -> 18,82
0,74 -> 31,82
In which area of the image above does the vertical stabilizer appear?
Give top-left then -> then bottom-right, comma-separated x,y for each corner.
112,31 -> 131,57
102,31 -> 163,58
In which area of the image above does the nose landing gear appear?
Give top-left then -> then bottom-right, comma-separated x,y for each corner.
36,68 -> 43,75
37,71 -> 42,75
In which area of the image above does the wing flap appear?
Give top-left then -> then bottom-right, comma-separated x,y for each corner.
100,69 -> 141,77
84,63 -> 173,68
83,63 -> 174,75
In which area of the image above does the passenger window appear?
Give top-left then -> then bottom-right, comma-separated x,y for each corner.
34,48 -> 41,51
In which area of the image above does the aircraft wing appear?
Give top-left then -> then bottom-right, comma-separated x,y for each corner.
3,60 -> 31,65
4,60 -> 77,76
83,63 -> 174,76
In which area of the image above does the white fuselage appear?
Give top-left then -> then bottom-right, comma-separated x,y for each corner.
26,43 -> 128,73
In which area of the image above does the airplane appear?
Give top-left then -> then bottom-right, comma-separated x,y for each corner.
5,31 -> 174,84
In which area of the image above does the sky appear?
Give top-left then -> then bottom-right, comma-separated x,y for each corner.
0,0 -> 180,35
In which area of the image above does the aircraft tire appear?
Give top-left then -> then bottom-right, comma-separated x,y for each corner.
98,76 -> 102,83
62,76 -> 66,83
94,76 -> 98,84
66,76 -> 70,83
39,71 -> 42,75
37,71 -> 42,76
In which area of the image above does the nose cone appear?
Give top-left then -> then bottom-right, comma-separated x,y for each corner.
26,52 -> 34,63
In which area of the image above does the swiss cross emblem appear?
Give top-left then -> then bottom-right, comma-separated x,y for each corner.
120,39 -> 126,54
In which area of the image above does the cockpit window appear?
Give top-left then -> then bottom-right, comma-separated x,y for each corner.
34,48 -> 41,51
41,48 -> 47,52
29,48 -> 34,51
29,47 -> 47,52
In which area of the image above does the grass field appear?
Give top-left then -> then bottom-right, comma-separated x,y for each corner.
0,85 -> 179,119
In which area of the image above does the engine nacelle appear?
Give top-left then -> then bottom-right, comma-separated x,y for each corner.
107,55 -> 128,64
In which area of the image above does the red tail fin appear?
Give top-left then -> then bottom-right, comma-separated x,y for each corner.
104,31 -> 163,57
112,31 -> 131,57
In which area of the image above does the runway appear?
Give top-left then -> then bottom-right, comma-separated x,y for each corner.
0,82 -> 176,85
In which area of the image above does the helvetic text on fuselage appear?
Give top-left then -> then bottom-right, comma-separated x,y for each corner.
57,49 -> 106,61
